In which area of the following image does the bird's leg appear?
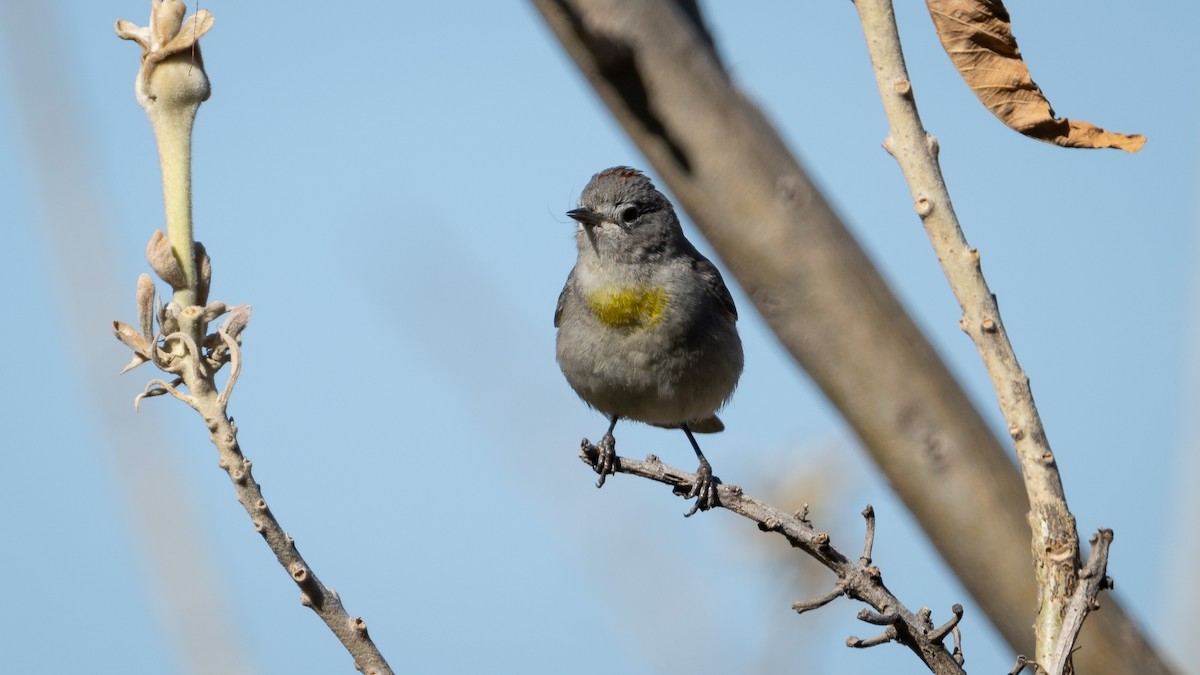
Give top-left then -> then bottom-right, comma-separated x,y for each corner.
593,416 -> 619,487
682,424 -> 719,516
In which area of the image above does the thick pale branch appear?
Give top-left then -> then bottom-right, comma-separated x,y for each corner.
849,0 -> 1128,667
851,0 -> 1110,669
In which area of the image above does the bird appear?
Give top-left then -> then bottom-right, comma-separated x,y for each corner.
554,166 -> 743,515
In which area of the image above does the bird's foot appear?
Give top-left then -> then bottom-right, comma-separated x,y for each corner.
586,432 -> 617,488
683,459 -> 719,517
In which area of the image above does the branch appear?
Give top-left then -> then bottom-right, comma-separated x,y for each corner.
117,288 -> 394,674
850,0 -> 1114,668
580,442 -> 966,675
1042,529 -> 1115,674
197,373 -> 394,675
115,4 -> 393,671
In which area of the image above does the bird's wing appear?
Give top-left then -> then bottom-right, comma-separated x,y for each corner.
554,271 -> 574,328
695,258 -> 738,322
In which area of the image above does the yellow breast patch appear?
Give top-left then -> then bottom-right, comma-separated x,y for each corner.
586,286 -> 668,329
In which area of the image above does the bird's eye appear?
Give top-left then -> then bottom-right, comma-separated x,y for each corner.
619,205 -> 639,223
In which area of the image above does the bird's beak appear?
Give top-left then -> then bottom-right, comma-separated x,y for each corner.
567,207 -> 604,227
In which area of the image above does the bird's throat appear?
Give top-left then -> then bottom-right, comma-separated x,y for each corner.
586,286 -> 668,329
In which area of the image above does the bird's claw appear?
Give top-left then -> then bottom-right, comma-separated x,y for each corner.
683,461 -> 719,517
593,432 -> 617,488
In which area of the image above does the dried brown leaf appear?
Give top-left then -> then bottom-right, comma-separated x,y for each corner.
927,0 -> 1145,152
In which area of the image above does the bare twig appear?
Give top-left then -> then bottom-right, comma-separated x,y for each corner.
849,627 -> 897,649
860,505 -> 876,564
198,377 -> 393,675
792,585 -> 845,615
850,0 -> 1112,668
950,625 -> 964,666
1009,654 -> 1032,675
929,604 -> 964,643
1042,529 -> 1115,673
580,443 -> 966,675
119,299 -> 394,675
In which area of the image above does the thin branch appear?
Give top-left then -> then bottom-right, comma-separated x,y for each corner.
860,505 -> 876,565
1043,529 -> 1115,673
198,359 -> 391,673
580,443 -> 966,675
850,0 -> 1108,668
950,625 -> 964,666
929,604 -> 964,643
1008,654 -> 1032,675
848,626 -> 898,649
792,585 -> 845,615
859,607 -> 900,626
128,327 -> 395,675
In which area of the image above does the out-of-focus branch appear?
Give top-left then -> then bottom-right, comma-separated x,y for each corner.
851,0 -> 1117,669
579,444 -> 966,674
530,1 -> 1171,673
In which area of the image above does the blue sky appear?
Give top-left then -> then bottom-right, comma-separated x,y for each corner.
0,2 -> 1194,673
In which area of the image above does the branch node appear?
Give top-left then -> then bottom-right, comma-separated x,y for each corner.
914,194 -> 933,218
891,78 -> 912,97
795,503 -> 810,523
917,606 -> 933,630
291,564 -> 309,583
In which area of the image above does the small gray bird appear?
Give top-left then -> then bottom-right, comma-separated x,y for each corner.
555,166 -> 743,515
